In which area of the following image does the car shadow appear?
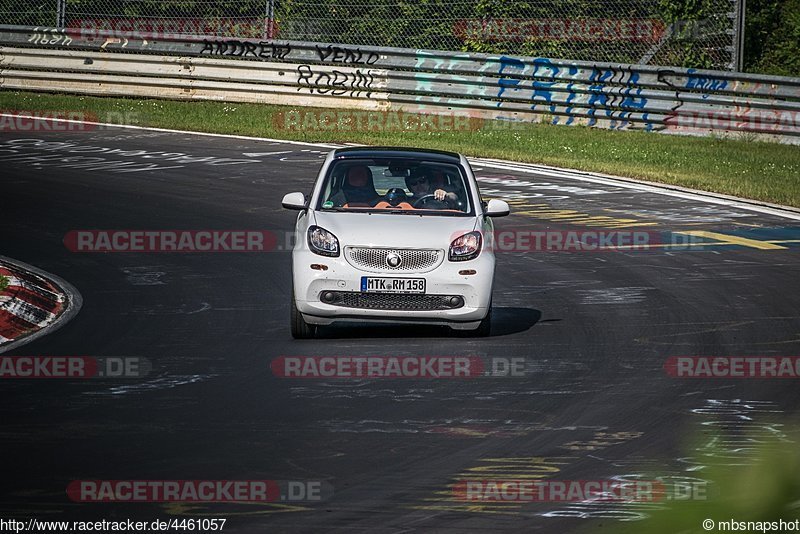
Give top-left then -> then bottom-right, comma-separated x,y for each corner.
315,307 -> 541,339
491,307 -> 542,336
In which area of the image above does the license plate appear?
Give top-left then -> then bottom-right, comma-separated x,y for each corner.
361,277 -> 426,294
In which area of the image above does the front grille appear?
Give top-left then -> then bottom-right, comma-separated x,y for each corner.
345,247 -> 443,273
322,291 -> 463,311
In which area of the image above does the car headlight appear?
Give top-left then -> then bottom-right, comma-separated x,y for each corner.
449,231 -> 482,261
307,226 -> 340,257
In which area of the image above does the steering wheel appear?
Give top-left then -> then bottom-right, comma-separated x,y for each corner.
412,194 -> 448,209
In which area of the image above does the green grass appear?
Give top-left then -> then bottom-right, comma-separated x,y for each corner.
0,275 -> 8,292
3,90 -> 800,207
597,428 -> 800,534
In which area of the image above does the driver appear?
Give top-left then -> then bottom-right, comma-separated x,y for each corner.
429,170 -> 461,199
406,172 -> 458,206
329,165 -> 380,206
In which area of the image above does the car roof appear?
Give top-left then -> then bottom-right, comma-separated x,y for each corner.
332,146 -> 462,164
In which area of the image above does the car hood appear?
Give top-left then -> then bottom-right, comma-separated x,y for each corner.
311,211 -> 479,249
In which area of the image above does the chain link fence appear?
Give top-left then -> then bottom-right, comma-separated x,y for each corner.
0,0 -> 740,69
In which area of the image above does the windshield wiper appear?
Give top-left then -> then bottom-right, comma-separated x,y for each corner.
377,209 -> 423,215
320,206 -> 369,212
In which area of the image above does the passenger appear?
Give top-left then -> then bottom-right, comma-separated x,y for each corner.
329,165 -> 380,206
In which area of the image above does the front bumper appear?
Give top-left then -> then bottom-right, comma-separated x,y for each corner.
292,247 -> 494,328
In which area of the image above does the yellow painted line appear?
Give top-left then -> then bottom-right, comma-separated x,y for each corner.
766,239 -> 800,244
507,202 -> 660,228
515,211 -> 658,228
546,214 -> 595,220
677,231 -> 788,250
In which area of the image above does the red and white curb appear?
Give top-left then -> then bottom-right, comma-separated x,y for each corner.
0,257 -> 81,352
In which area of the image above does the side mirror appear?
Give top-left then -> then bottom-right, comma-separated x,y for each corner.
485,199 -> 510,217
282,192 -> 307,210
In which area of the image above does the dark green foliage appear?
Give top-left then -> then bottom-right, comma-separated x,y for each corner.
0,0 -> 796,74
745,0 -> 800,75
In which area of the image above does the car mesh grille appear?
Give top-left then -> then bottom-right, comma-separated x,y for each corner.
345,247 -> 443,273
324,291 -> 463,311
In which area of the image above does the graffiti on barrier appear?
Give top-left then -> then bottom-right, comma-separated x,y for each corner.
492,55 -> 656,130
297,65 -> 375,97
315,45 -> 379,65
685,68 -> 728,92
200,39 -> 291,60
27,27 -> 73,46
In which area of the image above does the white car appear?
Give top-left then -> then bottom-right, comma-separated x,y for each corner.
282,147 -> 509,338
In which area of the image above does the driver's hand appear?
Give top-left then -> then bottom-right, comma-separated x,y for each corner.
434,189 -> 446,201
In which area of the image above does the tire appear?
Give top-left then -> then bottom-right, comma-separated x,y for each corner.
290,291 -> 316,339
452,305 -> 492,338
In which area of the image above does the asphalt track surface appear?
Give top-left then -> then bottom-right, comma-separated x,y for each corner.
1,126 -> 799,532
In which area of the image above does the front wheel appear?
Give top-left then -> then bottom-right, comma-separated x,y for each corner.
290,291 -> 316,339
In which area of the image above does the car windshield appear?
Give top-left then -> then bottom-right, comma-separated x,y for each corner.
316,158 -> 472,215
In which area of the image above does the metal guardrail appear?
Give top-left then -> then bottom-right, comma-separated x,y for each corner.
1,25 -> 799,142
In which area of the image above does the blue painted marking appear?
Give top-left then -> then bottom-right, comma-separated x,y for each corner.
599,69 -> 614,82
497,78 -> 521,105
532,57 -> 559,78
588,85 -> 608,107
685,68 -> 729,91
498,55 -> 525,75
621,87 -> 647,110
497,56 -> 526,105
531,80 -> 556,108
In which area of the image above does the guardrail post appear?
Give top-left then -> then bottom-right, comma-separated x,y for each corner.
265,0 -> 276,39
732,0 -> 746,71
55,0 -> 66,29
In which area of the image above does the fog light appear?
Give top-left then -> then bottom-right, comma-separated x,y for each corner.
321,291 -> 336,303
449,296 -> 463,307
